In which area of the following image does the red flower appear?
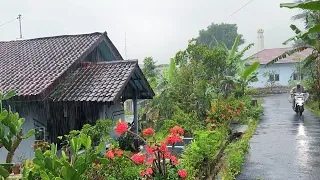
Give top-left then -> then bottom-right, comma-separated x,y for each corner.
142,128 -> 155,137
106,150 -> 115,159
228,109 -> 233,114
160,142 -> 168,153
146,157 -> 155,165
237,110 -> 241,115
208,127 -> 212,131
178,169 -> 188,178
146,144 -> 156,154
170,126 -> 184,135
170,155 -> 179,165
166,135 -> 182,145
131,153 -> 146,164
211,120 -> 216,123
114,149 -> 123,156
205,119 -> 210,123
115,121 -> 128,135
221,114 -> 226,119
146,167 -> 153,175
140,171 -> 145,177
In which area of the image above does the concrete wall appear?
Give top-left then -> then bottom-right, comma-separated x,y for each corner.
249,63 -> 296,88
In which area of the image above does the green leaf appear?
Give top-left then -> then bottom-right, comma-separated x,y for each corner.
0,110 -> 8,121
61,150 -> 68,160
3,90 -> 16,100
40,171 -> 50,180
243,62 -> 260,79
97,142 -> 105,153
0,165 -> 9,178
228,35 -> 240,61
23,129 -> 35,139
264,47 -> 308,67
74,156 -> 86,175
35,149 -> 45,160
280,1 -> 320,10
0,123 -> 4,138
303,53 -> 317,68
81,135 -> 91,150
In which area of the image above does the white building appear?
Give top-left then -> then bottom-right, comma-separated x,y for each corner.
248,29 -> 312,88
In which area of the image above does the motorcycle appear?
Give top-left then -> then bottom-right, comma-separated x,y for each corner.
291,92 -> 306,116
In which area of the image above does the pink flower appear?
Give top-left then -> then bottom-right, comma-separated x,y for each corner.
106,150 -> 114,159
140,171 -> 145,177
146,157 -> 155,165
166,135 -> 183,145
146,144 -> 155,154
170,126 -> 184,135
146,167 -> 153,175
170,155 -> 179,165
160,142 -> 168,153
114,149 -> 123,157
115,121 -> 128,135
178,169 -> 187,178
142,128 -> 155,137
131,153 -> 146,164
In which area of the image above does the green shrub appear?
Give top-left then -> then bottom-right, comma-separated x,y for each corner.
181,130 -> 226,179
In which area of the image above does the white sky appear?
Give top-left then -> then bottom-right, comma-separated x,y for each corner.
0,0 -> 304,64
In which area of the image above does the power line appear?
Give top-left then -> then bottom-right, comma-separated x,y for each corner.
0,17 -> 18,27
222,0 -> 256,23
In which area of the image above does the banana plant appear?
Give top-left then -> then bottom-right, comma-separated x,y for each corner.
225,62 -> 260,97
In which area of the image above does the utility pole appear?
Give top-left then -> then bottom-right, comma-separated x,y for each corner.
18,14 -> 22,39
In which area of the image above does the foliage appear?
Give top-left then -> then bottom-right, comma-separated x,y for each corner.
266,0 -> 320,109
58,119 -> 112,147
205,97 -> 248,130
262,70 -> 280,91
197,23 -> 245,49
142,56 -> 159,90
181,130 -> 225,179
0,90 -> 34,178
222,117 -> 260,180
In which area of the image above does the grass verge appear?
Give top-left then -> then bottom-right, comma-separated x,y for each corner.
221,106 -> 263,180
306,100 -> 320,116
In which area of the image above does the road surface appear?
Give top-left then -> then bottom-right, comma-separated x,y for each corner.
237,94 -> 320,180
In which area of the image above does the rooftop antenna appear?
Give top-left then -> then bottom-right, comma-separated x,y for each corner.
18,14 -> 22,39
125,32 -> 127,60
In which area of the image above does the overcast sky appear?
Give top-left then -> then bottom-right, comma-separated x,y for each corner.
0,0 -> 304,64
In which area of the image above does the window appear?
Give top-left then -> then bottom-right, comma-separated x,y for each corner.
292,72 -> 304,80
269,74 -> 280,82
275,74 -> 279,81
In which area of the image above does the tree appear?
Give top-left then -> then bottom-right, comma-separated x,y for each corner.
197,23 -> 245,49
142,57 -> 158,90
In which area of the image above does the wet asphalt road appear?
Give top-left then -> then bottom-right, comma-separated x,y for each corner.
237,94 -> 320,180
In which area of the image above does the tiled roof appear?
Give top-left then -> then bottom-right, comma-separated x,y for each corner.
249,47 -> 313,65
0,32 -> 121,98
51,61 -> 138,102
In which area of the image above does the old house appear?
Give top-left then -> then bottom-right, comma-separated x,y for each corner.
248,29 -> 312,88
0,32 -> 154,161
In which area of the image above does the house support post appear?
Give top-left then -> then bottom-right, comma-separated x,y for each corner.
133,96 -> 138,134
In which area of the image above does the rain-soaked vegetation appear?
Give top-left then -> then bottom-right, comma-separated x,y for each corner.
1,0 -> 320,179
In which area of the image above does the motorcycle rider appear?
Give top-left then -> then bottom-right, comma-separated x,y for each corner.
290,82 -> 306,109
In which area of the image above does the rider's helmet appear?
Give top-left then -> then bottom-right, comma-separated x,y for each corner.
296,82 -> 302,91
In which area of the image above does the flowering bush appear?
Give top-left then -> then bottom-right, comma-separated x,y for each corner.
114,121 -> 188,179
205,98 -> 248,130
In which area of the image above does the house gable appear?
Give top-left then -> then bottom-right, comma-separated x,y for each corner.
0,32 -> 123,101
